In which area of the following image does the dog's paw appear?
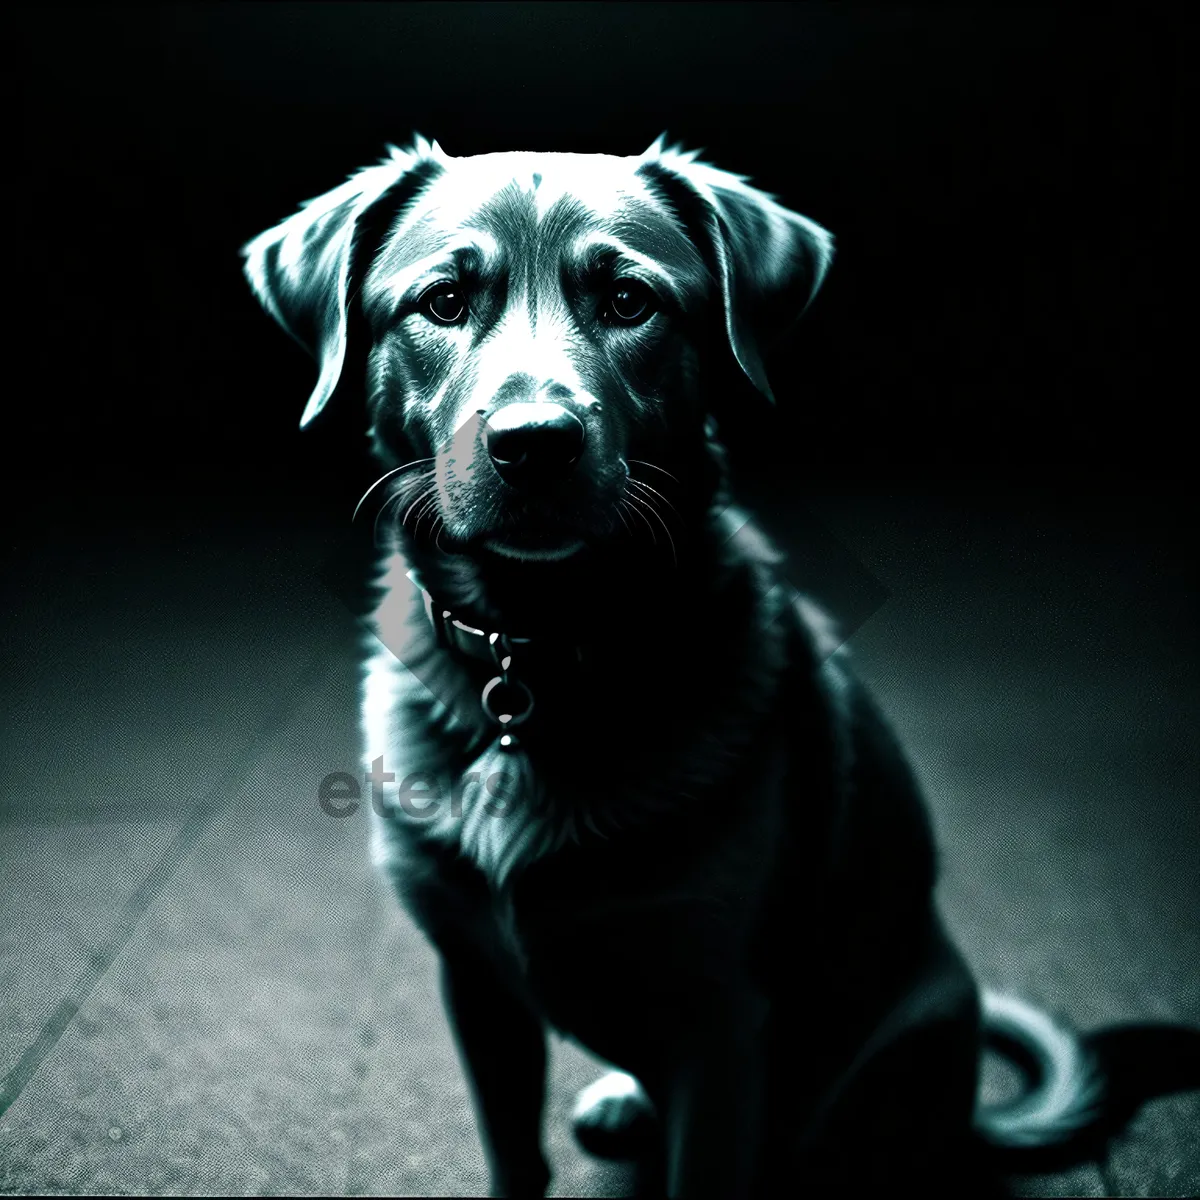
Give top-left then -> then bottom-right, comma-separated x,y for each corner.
571,1070 -> 658,1159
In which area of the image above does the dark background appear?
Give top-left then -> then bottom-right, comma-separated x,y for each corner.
3,6 -> 1196,1196
9,2 -> 1188,533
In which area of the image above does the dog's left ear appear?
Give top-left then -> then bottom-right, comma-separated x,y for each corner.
241,137 -> 447,428
638,137 -> 834,403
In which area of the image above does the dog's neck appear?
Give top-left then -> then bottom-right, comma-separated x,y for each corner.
362,499 -> 798,882
399,502 -> 776,656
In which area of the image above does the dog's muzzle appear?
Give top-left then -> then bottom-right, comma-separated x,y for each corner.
484,402 -> 586,489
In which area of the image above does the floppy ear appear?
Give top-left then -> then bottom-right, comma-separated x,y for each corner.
637,136 -> 834,403
241,136 -> 447,428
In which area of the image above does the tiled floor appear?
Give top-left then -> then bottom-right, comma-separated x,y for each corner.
1,499 -> 1196,1195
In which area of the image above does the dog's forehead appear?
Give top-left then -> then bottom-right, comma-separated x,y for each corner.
431,151 -> 651,221
374,151 -> 701,280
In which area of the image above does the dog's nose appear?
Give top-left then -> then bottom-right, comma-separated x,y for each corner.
485,402 -> 586,487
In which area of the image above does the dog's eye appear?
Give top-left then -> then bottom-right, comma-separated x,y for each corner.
422,285 -> 468,326
605,280 -> 656,326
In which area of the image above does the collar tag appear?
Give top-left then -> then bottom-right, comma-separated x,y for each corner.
409,571 -> 535,752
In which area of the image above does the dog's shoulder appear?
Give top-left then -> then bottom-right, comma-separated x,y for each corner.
784,591 -> 940,919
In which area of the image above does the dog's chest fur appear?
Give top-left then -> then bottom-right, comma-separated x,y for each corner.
363,519 -> 847,892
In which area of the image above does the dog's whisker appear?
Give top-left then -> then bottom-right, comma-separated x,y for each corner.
627,458 -> 679,484
374,485 -> 413,546
373,486 -> 406,547
627,476 -> 680,519
612,500 -> 634,539
412,488 -> 442,539
399,479 -> 438,533
353,458 -> 436,523
621,491 -> 659,549
374,480 -> 427,549
626,490 -> 677,565
406,492 -> 440,544
372,470 -> 432,545
403,482 -> 432,524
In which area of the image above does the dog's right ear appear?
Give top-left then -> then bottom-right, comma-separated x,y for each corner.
241,137 -> 447,429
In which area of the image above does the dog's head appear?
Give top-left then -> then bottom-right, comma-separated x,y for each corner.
244,135 -> 832,570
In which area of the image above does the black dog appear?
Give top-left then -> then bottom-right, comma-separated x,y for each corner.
243,136 -> 1111,1196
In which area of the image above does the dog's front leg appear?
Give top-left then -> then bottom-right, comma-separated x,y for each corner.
439,949 -> 551,1197
660,992 -> 769,1198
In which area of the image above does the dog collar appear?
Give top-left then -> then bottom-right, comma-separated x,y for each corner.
409,569 -> 572,753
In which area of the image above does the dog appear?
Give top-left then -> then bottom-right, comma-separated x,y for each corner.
242,136 -> 1107,1196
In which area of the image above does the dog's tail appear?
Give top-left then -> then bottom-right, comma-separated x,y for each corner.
973,990 -> 1105,1153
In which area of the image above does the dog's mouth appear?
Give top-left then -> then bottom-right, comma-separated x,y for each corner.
481,536 -> 588,562
451,490 -> 612,564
